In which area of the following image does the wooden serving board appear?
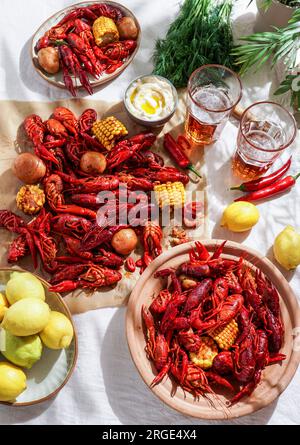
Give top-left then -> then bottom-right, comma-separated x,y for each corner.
0,96 -> 207,314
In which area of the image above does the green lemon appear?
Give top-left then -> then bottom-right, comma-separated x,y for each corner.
1,298 -> 50,336
221,201 -> 260,232
1,330 -> 42,369
6,272 -> 45,305
273,225 -> 300,270
40,311 -> 74,350
0,362 -> 27,402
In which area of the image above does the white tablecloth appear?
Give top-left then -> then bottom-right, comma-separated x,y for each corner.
0,0 -> 299,425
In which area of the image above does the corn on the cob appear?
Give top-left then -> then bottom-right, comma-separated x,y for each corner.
209,319 -> 239,351
189,336 -> 218,369
154,182 -> 185,208
92,116 -> 128,151
92,16 -> 119,47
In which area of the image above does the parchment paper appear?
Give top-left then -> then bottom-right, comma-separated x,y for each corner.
0,94 -> 207,314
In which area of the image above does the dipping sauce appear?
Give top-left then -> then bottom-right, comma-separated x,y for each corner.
125,75 -> 177,123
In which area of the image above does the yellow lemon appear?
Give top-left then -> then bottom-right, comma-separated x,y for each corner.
2,298 -> 50,336
0,293 -> 9,322
273,225 -> 300,270
1,330 -> 42,369
221,201 -> 260,232
0,362 -> 27,402
40,311 -> 74,350
6,272 -> 45,305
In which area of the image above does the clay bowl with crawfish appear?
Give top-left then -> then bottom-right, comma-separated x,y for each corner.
126,240 -> 300,420
31,1 -> 141,94
0,267 -> 78,406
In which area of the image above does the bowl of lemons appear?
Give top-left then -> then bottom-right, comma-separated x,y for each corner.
0,268 -> 77,406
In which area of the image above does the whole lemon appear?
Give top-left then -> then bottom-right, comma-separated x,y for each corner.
273,225 -> 300,270
0,293 -> 9,322
0,362 -> 27,402
6,272 -> 45,305
40,311 -> 74,350
2,298 -> 50,336
1,330 -> 42,369
221,201 -> 260,232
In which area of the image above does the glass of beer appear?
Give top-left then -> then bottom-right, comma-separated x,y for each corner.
185,64 -> 242,145
232,101 -> 297,181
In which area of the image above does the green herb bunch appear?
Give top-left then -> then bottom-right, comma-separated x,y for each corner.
153,0 -> 234,88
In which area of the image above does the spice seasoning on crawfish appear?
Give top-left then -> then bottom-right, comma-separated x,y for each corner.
231,157 -> 292,192
142,241 -> 285,404
235,172 -> 300,202
163,133 -> 201,179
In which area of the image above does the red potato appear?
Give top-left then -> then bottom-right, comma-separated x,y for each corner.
111,229 -> 138,255
38,47 -> 60,74
117,17 -> 138,40
80,152 -> 107,175
13,153 -> 46,184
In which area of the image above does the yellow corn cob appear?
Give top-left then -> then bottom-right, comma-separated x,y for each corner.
209,319 -> 239,351
92,16 -> 119,47
92,116 -> 128,151
189,336 -> 218,370
154,182 -> 185,208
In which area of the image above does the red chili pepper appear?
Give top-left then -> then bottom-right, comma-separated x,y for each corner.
163,133 -> 201,179
235,172 -> 300,202
177,135 -> 191,151
231,158 -> 292,192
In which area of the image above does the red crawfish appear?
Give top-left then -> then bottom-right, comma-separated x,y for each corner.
58,45 -> 93,96
44,174 -> 65,211
154,268 -> 182,294
212,351 -> 234,376
190,293 -> 244,332
183,278 -> 213,313
178,364 -> 213,398
67,32 -> 101,78
0,210 -> 37,268
45,19 -> 76,40
7,233 -> 28,263
106,133 -> 156,171
52,107 -> 78,136
49,264 -> 122,293
142,221 -> 163,267
103,40 -> 137,61
73,19 -> 94,45
141,306 -> 171,386
149,290 -> 173,315
117,173 -> 153,191
57,171 -> 119,192
177,331 -> 203,353
45,119 -> 69,138
52,214 -> 92,239
160,293 -> 188,334
78,108 -> 97,133
133,165 -> 189,186
23,115 -> 58,165
80,224 -> 128,252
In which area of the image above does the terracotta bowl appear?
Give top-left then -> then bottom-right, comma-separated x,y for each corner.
0,267 -> 78,406
126,240 -> 300,420
31,1 -> 141,92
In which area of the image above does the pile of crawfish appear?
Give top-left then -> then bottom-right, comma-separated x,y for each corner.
142,241 -> 285,405
35,3 -> 137,95
0,106 -> 189,294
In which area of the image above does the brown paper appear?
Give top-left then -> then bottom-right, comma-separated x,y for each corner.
0,95 -> 207,314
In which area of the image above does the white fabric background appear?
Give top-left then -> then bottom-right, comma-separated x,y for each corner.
0,0 -> 299,425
